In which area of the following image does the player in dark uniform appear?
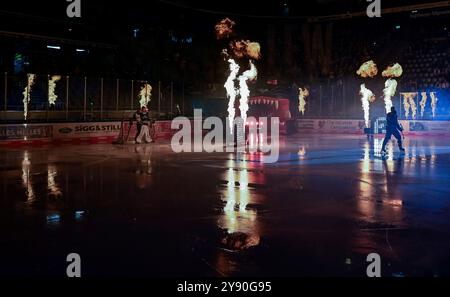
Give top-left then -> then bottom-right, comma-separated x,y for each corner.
381,106 -> 405,154
135,106 -> 153,144
133,108 -> 142,142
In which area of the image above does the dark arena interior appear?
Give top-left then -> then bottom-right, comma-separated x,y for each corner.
0,0 -> 450,293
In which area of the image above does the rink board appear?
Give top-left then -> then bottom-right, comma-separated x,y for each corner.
2,119 -> 449,146
297,119 -> 450,135
0,120 -> 175,146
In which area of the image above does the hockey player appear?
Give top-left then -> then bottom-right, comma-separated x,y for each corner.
381,106 -> 405,154
135,106 -> 153,144
133,108 -> 142,142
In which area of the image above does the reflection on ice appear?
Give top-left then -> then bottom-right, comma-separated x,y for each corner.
224,168 -> 236,213
219,158 -> 260,250
21,151 -> 35,202
134,145 -> 153,189
46,213 -> 61,226
298,145 -> 306,160
75,210 -> 86,221
0,134 -> 450,276
357,139 -> 404,223
47,164 -> 62,197
239,169 -> 249,212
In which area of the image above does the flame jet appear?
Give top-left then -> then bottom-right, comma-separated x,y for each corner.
359,84 -> 375,128
402,92 -> 417,119
238,61 -> 257,127
139,83 -> 152,107
48,75 -> 61,106
225,59 -> 240,133
357,61 -> 377,127
22,73 -> 36,120
430,92 -> 438,117
298,88 -> 309,115
420,92 -> 427,117
383,79 -> 398,113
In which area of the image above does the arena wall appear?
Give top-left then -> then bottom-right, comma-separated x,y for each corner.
296,119 -> 450,135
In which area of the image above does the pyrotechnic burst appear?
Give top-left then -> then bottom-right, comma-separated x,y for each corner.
22,73 -> 36,120
298,87 -> 309,115
246,42 -> 261,60
382,63 -> 403,78
229,40 -> 247,59
356,60 -> 378,78
229,40 -> 261,60
420,92 -> 427,117
139,83 -> 152,107
382,78 -> 398,113
359,84 -> 375,128
430,92 -> 438,117
215,18 -> 261,135
238,61 -> 257,126
48,75 -> 61,106
215,18 -> 235,40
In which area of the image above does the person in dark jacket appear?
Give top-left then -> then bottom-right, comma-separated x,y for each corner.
136,106 -> 153,144
381,106 -> 405,154
133,108 -> 142,142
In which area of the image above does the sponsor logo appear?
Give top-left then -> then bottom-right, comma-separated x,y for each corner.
59,127 -> 73,134
0,125 -> 51,140
410,122 -> 425,131
74,124 -> 121,133
296,120 -> 315,129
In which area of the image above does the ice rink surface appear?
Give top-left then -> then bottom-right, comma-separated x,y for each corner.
1,134 -> 450,276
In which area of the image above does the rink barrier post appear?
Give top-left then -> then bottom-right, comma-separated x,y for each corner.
170,81 -> 173,115
319,85 -> 323,116
100,78 -> 104,120
4,72 -> 7,112
182,81 -> 185,115
158,81 -> 161,115
342,82 -> 346,113
83,76 -> 87,121
46,75 -> 49,122
116,78 -> 119,112
65,76 -> 69,121
131,80 -> 134,110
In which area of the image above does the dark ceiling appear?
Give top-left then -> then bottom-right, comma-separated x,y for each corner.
156,0 -> 429,17
0,0 -> 444,20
